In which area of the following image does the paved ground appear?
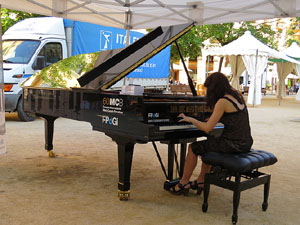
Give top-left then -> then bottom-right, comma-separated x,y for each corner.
0,96 -> 299,225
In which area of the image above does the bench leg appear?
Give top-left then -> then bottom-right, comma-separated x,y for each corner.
232,175 -> 241,224
202,173 -> 210,212
262,175 -> 271,211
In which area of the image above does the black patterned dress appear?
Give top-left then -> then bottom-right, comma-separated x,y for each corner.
191,96 -> 253,156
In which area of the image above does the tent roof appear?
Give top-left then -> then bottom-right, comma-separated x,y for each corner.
282,42 -> 300,59
1,0 -> 300,29
204,31 -> 300,64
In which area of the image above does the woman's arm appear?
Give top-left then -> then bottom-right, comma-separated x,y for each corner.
178,99 -> 226,133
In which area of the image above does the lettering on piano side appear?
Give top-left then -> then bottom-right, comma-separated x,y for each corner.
147,113 -> 169,123
101,115 -> 119,126
102,97 -> 124,114
148,113 -> 159,118
103,97 -> 123,107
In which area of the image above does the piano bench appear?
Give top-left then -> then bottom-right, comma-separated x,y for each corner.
201,149 -> 278,225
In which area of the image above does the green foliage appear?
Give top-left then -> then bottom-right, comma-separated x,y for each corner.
171,26 -> 202,62
32,52 -> 99,88
171,21 -> 278,62
1,8 -> 42,33
200,21 -> 278,49
286,17 -> 300,47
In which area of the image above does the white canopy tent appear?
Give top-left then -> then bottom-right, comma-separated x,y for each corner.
202,31 -> 300,106
282,42 -> 300,101
1,0 -> 300,29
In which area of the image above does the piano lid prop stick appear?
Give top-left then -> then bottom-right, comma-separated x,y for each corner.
152,141 -> 168,179
173,145 -> 181,178
175,41 -> 197,96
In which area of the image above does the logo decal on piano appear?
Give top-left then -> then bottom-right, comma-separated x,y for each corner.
148,113 -> 159,118
100,30 -> 112,50
147,112 -> 169,123
103,97 -> 123,107
102,97 -> 124,114
102,115 -> 119,126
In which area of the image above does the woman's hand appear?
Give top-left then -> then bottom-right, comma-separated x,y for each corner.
178,113 -> 193,123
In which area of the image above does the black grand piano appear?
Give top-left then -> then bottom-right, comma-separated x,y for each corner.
23,23 -> 221,200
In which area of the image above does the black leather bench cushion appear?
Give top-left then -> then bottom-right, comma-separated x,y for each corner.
202,150 -> 278,173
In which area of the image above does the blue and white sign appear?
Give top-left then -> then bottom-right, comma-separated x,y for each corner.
100,30 -> 112,50
64,19 -> 170,79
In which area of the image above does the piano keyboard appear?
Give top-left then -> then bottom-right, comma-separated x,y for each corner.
159,124 -> 197,131
159,123 -> 224,131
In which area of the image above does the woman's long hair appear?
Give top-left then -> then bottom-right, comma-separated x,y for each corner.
204,72 -> 244,108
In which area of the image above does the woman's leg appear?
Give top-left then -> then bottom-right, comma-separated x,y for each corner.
196,161 -> 211,185
173,144 -> 198,191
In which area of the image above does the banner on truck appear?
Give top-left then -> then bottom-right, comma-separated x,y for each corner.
66,20 -> 170,79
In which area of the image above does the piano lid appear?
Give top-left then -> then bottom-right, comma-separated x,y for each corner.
78,23 -> 194,91
21,49 -> 123,89
21,52 -> 100,89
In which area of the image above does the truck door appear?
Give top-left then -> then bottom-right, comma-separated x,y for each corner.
37,42 -> 63,68
17,42 -> 64,122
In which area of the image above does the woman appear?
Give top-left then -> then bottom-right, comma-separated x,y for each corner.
170,72 -> 253,195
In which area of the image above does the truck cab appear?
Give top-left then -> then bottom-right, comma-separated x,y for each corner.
3,17 -> 68,121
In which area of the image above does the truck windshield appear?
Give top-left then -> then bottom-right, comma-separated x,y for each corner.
3,40 -> 40,64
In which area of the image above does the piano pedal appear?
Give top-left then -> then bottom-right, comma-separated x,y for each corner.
164,179 -> 180,190
47,150 -> 57,158
118,190 -> 130,201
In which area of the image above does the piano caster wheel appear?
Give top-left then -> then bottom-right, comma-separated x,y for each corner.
118,190 -> 130,201
48,150 -> 56,158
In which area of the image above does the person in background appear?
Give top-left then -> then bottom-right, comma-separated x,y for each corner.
296,81 -> 299,93
169,72 -> 253,195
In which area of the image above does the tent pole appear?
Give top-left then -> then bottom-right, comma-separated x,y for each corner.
0,4 -> 7,154
253,49 -> 258,107
123,9 -> 132,86
279,61 -> 284,106
235,56 -> 238,90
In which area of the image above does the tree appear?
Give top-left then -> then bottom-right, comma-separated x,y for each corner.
171,21 -> 278,73
1,8 -> 42,33
199,21 -> 278,71
286,17 -> 300,46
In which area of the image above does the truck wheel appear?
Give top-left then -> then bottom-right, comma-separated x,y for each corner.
17,98 -> 36,122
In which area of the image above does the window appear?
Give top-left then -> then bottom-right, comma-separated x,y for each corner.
3,40 -> 40,64
38,43 -> 63,66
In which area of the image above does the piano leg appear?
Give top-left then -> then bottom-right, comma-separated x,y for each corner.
116,139 -> 135,201
167,143 -> 175,181
179,143 -> 187,177
38,114 -> 58,158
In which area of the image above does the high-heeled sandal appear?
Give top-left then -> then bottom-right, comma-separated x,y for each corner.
190,180 -> 204,195
169,182 -> 190,196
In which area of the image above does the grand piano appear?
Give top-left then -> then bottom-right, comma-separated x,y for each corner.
22,23 -> 221,200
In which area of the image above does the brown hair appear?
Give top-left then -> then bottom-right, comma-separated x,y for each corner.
204,72 -> 244,108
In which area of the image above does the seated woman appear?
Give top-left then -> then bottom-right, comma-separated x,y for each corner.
170,72 -> 253,195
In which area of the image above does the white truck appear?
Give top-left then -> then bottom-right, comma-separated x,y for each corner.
2,17 -> 171,121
